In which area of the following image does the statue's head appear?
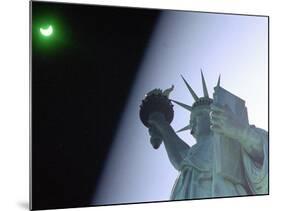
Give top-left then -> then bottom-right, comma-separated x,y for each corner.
172,71 -> 220,139
189,102 -> 212,139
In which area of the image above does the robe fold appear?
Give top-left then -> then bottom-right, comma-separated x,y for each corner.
170,127 -> 268,200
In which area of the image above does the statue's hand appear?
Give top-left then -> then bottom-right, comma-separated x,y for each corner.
147,112 -> 167,149
148,126 -> 163,149
210,104 -> 246,140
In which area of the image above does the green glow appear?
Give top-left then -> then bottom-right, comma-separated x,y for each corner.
40,25 -> 53,37
33,16 -> 68,53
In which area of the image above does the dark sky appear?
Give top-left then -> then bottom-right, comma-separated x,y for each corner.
31,1 -> 160,210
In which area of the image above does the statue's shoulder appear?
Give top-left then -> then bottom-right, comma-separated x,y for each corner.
249,125 -> 268,137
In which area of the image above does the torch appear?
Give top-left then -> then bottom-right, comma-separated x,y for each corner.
139,86 -> 174,149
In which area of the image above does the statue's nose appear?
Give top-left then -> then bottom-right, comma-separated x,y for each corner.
191,129 -> 194,135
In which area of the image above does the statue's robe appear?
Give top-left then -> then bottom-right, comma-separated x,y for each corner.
170,126 -> 268,199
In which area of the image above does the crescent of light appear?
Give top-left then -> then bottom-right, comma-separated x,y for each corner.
40,25 -> 53,36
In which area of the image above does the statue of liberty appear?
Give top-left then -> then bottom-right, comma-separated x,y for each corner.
139,71 -> 268,200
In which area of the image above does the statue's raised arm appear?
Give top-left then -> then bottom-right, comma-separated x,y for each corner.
139,86 -> 190,171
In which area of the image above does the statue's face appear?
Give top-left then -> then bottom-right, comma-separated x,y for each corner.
190,106 -> 211,139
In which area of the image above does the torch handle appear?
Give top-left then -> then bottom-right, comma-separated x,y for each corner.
150,136 -> 163,149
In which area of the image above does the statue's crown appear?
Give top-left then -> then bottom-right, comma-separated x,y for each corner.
192,97 -> 213,108
171,70 -> 220,133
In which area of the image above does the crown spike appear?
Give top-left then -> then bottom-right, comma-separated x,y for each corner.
181,75 -> 199,101
176,125 -> 191,133
217,74 -> 221,87
200,69 -> 209,98
171,99 -> 192,111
